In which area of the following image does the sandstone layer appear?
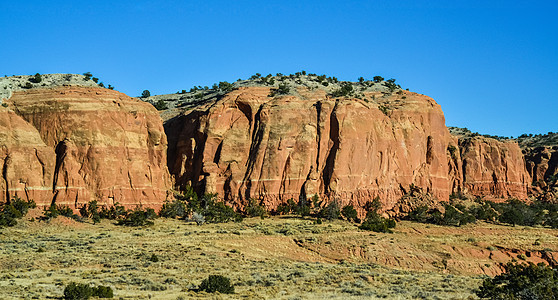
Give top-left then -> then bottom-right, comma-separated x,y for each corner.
1,86 -> 172,208
165,84 -> 530,211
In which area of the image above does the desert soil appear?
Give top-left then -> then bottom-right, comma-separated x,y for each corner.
1,212 -> 557,299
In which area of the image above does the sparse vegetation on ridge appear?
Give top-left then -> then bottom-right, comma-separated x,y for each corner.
140,71 -> 404,110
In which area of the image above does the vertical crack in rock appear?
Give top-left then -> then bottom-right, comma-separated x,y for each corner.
127,171 -> 134,190
242,105 -> 266,199
53,140 -> 68,192
213,141 -> 223,164
322,103 -> 340,193
314,101 -> 322,168
2,155 -> 10,201
191,131 -> 208,194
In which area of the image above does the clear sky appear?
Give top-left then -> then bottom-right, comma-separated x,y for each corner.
1,0 -> 556,137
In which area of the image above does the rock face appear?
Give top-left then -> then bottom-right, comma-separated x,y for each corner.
525,147 -> 558,184
0,74 -> 536,213
0,109 -> 55,204
166,85 -> 530,211
525,146 -> 558,201
1,86 -> 172,208
456,137 -> 530,200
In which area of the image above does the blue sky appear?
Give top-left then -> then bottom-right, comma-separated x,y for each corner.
1,0 -> 556,137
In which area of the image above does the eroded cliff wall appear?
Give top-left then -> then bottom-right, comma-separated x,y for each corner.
165,86 -> 531,211
1,86 -> 172,208
457,137 -> 530,200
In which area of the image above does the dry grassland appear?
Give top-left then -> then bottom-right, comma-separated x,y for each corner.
1,212 -> 556,299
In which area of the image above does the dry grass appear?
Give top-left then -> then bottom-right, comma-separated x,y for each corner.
0,212 -> 556,299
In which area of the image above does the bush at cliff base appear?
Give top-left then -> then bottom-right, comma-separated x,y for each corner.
476,262 -> 557,299
116,207 -> 157,226
0,196 -> 36,227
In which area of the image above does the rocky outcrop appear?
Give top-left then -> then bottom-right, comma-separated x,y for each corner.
525,147 -> 558,184
525,146 -> 558,201
457,137 -> 530,200
1,86 -> 172,208
165,84 -> 531,211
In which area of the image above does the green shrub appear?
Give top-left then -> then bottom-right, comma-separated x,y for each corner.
159,197 -> 188,219
116,207 -> 157,226
218,81 -> 234,93
373,76 -> 384,83
41,203 -> 79,221
359,212 -> 396,233
406,203 -> 475,227
294,198 -> 313,217
30,73 -> 42,83
383,81 -> 398,92
149,253 -> 159,262
466,201 -> 496,222
269,83 -> 290,97
199,275 -> 234,294
63,282 -> 113,299
202,198 -> 243,223
341,205 -> 360,223
359,197 -> 395,233
331,82 -> 354,97
98,203 -> 127,220
0,196 -> 36,227
141,90 -> 151,98
476,262 -> 557,299
407,205 -> 431,223
79,201 -> 101,223
245,198 -> 267,219
497,198 -> 542,226
187,193 -> 243,223
441,204 -> 476,226
153,99 -> 168,110
93,285 -> 113,298
276,199 -> 296,215
406,197 -> 558,228
317,200 -> 341,221
64,282 -> 93,299
83,72 -> 92,81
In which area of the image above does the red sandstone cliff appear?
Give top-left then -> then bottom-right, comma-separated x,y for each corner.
457,137 -> 530,200
165,85 -> 531,211
1,86 -> 172,208
0,74 -> 536,213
